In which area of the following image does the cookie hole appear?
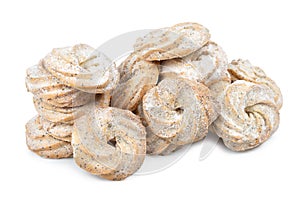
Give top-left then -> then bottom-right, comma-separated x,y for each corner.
175,108 -> 184,114
244,107 -> 252,117
107,137 -> 117,148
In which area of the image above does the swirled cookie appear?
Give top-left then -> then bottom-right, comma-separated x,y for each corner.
72,106 -> 146,180
142,78 -> 217,155
134,22 -> 210,61
210,80 -> 280,151
228,59 -> 283,109
26,116 -> 73,158
43,44 -> 120,93
26,62 -> 93,107
160,41 -> 231,113
40,117 -> 72,142
111,53 -> 159,111
33,97 -> 84,124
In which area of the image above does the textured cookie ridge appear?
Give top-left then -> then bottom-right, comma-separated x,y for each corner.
210,80 -> 280,151
134,22 -> 210,61
43,44 -> 120,93
25,116 -> 73,159
142,78 -> 217,155
72,105 -> 146,180
228,59 -> 283,109
111,53 -> 159,111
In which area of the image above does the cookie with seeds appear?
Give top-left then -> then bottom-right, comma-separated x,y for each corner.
160,42 -> 226,84
111,53 -> 159,111
142,78 -> 217,155
43,44 -> 120,93
134,22 -> 210,61
210,80 -> 280,151
25,116 -> 73,158
26,63 -> 93,107
160,41 -> 231,113
228,59 -> 283,109
72,106 -> 146,180
40,117 -> 72,142
33,97 -> 84,124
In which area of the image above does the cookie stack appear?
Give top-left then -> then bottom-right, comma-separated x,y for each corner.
25,44 -> 119,158
25,22 -> 282,180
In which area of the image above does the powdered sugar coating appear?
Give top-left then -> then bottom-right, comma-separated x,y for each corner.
43,44 -> 120,93
26,116 -> 73,158
134,22 -> 210,61
210,81 -> 280,151
26,63 -> 93,107
228,59 -> 283,109
73,106 -> 146,181
160,41 -> 231,114
142,78 -> 216,155
111,53 -> 159,111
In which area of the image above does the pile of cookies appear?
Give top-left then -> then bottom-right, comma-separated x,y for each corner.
25,22 -> 282,180
25,44 -> 119,158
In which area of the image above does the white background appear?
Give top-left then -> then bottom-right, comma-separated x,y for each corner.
0,0 -> 299,200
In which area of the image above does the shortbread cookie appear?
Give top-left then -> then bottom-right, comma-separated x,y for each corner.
142,78 -> 217,155
210,81 -> 280,151
228,59 -> 283,109
40,117 -> 72,142
43,44 -> 120,93
25,116 -> 73,158
26,63 -> 93,107
33,97 -> 84,124
111,53 -> 159,111
160,42 -> 228,84
134,22 -> 210,61
72,106 -> 146,180
160,41 -> 231,113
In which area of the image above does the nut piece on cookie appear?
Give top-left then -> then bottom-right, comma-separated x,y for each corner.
210,80 -> 280,151
72,106 -> 146,181
142,78 -> 217,155
43,44 -> 120,93
134,22 -> 210,61
111,53 -> 159,111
